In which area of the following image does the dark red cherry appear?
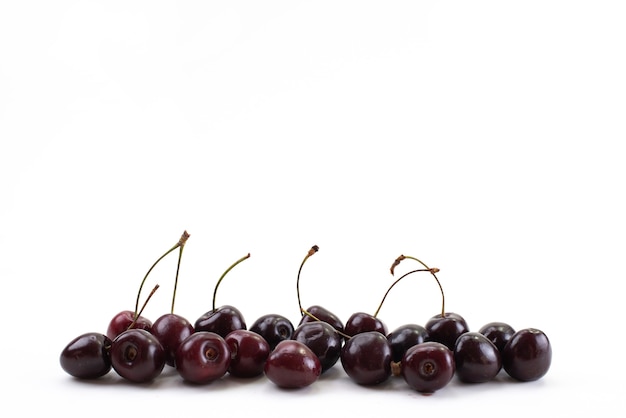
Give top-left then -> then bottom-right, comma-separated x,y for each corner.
502,328 -> 551,382
425,312 -> 469,350
151,313 -> 194,367
106,310 -> 152,340
344,312 -> 388,337
479,321 -> 516,353
110,328 -> 165,383
454,332 -> 502,383
292,321 -> 343,373
387,324 -> 429,363
401,341 -> 455,394
194,305 -> 246,338
60,332 -> 112,379
299,305 -> 345,335
264,340 -> 321,388
225,329 -> 271,378
250,314 -> 294,350
175,331 -> 231,384
340,331 -> 392,385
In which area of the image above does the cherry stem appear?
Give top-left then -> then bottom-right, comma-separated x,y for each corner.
212,252 -> 251,311
133,231 -> 190,321
373,268 -> 440,318
128,284 -> 160,330
171,231 -> 190,314
387,254 -> 445,317
296,245 -> 319,317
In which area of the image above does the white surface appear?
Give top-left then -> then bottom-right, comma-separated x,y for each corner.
1,1 -> 624,416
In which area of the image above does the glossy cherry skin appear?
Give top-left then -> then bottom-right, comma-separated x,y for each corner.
344,312 -> 388,337
292,321 -> 343,373
194,305 -> 246,338
341,331 -> 392,385
401,341 -> 455,394
60,332 -> 112,379
225,329 -> 271,378
175,331 -> 231,384
298,305 -> 345,335
387,324 -> 429,363
106,310 -> 152,340
264,340 -> 321,388
249,313 -> 294,350
479,321 -> 516,353
502,328 -> 551,381
151,313 -> 195,367
454,332 -> 502,383
110,328 -> 165,383
425,312 -> 469,350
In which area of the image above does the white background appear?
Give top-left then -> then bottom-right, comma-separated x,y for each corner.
1,1 -> 625,416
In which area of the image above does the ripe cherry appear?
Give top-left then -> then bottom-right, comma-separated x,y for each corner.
479,321 -> 516,353
400,341 -> 455,394
454,331 -> 502,383
292,321 -> 342,373
249,313 -> 294,350
60,332 -> 112,379
340,331 -> 392,385
194,253 -> 250,338
387,324 -> 429,363
225,329 -> 271,378
264,340 -> 321,389
502,328 -> 551,382
175,331 -> 231,384
110,328 -> 166,383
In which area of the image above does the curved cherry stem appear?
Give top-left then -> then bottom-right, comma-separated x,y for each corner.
388,254 -> 445,317
128,284 -> 160,330
296,245 -> 319,317
170,231 -> 190,314
134,231 -> 190,320
373,268 -> 440,318
212,253 -> 251,311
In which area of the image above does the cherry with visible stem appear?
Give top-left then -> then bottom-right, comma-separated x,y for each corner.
151,231 -> 194,367
194,253 -> 250,338
391,254 -> 469,350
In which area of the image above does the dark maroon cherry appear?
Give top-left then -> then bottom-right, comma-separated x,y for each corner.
110,328 -> 166,383
106,310 -> 152,340
175,331 -> 231,384
479,321 -> 516,353
340,331 -> 392,385
250,313 -> 294,350
60,332 -> 112,379
264,340 -> 321,388
502,328 -> 551,382
292,321 -> 342,373
225,329 -> 271,378
387,324 -> 429,363
425,312 -> 469,351
344,312 -> 388,337
401,341 -> 455,394
454,332 -> 502,383
151,313 -> 194,367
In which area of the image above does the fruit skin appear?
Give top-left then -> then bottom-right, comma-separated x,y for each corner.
298,305 -> 345,335
292,321 -> 343,373
249,313 -> 294,350
401,341 -> 455,394
194,305 -> 247,338
151,313 -> 194,367
502,328 -> 551,382
106,310 -> 153,340
425,312 -> 469,351
478,321 -> 516,353
340,331 -> 392,385
225,329 -> 271,378
60,332 -> 112,379
387,324 -> 429,363
110,328 -> 166,383
264,340 -> 321,389
454,332 -> 502,383
175,331 -> 231,384
344,312 -> 388,337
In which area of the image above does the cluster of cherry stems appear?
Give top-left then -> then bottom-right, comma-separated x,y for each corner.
60,231 -> 552,394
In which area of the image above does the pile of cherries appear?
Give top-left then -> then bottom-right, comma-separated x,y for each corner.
60,232 -> 552,394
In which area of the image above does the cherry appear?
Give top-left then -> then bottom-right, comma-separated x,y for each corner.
400,341 -> 455,394
225,329 -> 271,378
250,313 -> 295,350
150,231 -> 194,367
479,321 -> 516,353
387,324 -> 429,363
292,321 -> 342,373
60,332 -> 112,379
344,312 -> 387,337
454,331 -> 502,383
502,328 -> 551,382
110,328 -> 166,383
340,331 -> 392,385
194,253 -> 250,338
175,331 -> 231,384
264,340 -> 321,389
